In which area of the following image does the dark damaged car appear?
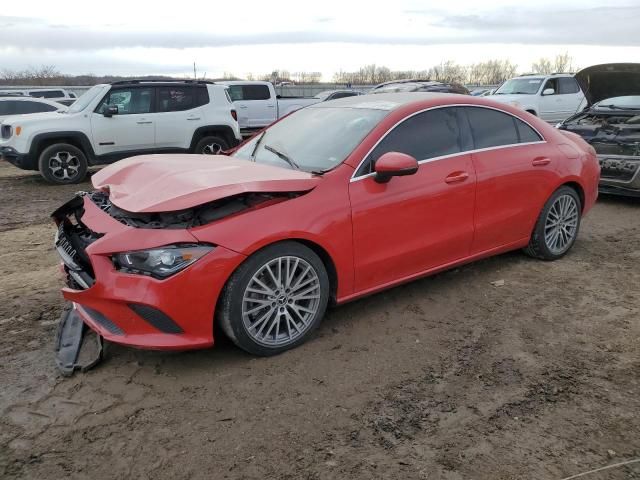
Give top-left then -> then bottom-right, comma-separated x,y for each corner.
557,63 -> 640,196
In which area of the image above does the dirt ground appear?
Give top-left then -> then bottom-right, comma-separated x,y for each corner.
0,160 -> 639,480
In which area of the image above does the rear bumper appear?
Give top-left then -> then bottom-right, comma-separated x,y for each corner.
1,146 -> 36,170
598,154 -> 640,196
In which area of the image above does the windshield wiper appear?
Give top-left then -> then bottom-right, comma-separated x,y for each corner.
250,131 -> 267,160
264,144 -> 301,170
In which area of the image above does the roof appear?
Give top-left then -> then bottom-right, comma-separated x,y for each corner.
310,92 -> 464,111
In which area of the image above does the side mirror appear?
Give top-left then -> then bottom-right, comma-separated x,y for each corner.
103,105 -> 118,117
374,152 -> 419,183
542,88 -> 555,96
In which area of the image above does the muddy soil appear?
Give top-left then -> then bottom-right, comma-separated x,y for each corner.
0,161 -> 639,479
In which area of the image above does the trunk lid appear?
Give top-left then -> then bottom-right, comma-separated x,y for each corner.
91,154 -> 320,213
575,63 -> 640,106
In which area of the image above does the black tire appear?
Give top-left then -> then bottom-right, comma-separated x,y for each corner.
38,143 -> 88,184
524,185 -> 582,260
217,241 -> 330,356
194,135 -> 229,155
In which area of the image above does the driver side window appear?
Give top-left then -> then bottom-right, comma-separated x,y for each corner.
96,88 -> 153,115
356,107 -> 464,176
542,78 -> 559,95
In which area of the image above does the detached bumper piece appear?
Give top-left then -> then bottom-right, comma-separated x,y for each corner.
54,303 -> 104,376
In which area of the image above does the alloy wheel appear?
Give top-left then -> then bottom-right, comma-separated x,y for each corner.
241,256 -> 322,347
202,142 -> 222,155
544,194 -> 579,254
48,151 -> 80,181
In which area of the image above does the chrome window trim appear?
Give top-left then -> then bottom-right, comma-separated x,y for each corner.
350,103 -> 547,182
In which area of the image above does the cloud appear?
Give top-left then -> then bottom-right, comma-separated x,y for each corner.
0,5 -> 639,54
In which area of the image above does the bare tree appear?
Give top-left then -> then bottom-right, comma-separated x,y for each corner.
531,53 -> 577,74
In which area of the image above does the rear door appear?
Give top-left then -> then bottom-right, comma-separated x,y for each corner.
349,107 -> 476,292
154,85 -> 209,150
228,84 -> 276,129
90,86 -> 156,156
462,106 -> 554,253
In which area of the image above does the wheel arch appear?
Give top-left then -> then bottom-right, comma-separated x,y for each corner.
30,131 -> 96,164
560,180 -> 586,211
189,125 -> 238,152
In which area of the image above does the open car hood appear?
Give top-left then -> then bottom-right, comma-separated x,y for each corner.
92,154 -> 320,213
575,63 -> 640,107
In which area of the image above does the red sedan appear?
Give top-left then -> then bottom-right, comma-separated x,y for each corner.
53,93 -> 600,358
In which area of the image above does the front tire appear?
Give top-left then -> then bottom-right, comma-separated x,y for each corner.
218,242 -> 330,356
524,186 -> 582,260
194,136 -> 229,155
38,143 -> 88,184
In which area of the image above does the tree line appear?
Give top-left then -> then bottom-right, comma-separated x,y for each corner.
0,54 -> 577,87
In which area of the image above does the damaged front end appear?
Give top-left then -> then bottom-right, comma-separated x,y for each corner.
560,111 -> 640,196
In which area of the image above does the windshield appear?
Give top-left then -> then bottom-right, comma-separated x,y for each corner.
313,91 -> 332,100
494,78 -> 543,95
67,85 -> 106,113
593,96 -> 640,110
371,83 -> 420,94
233,106 -> 388,172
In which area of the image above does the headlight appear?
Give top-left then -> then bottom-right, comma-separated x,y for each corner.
113,244 -> 213,278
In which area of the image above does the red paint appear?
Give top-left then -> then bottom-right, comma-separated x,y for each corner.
62,95 -> 599,350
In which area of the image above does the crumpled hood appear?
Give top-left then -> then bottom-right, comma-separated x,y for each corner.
92,154 -> 320,213
575,63 -> 640,106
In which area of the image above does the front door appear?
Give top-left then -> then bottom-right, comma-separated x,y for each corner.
228,84 -> 276,129
91,86 -> 155,157
349,107 -> 476,293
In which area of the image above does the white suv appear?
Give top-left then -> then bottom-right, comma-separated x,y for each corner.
0,80 -> 241,184
487,73 -> 585,123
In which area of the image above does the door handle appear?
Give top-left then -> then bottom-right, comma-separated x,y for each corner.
267,105 -> 275,108
444,171 -> 469,184
239,105 -> 248,109
136,121 -> 153,124
187,117 -> 201,121
532,157 -> 551,166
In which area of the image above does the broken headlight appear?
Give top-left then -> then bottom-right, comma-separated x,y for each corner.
113,244 -> 213,278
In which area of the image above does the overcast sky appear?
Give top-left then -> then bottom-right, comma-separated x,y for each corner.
1,0 -> 639,80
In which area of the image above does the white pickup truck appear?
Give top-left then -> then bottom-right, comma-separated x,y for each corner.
220,81 -> 320,133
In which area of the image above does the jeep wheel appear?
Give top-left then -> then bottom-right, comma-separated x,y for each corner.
38,143 -> 88,184
195,136 -> 228,155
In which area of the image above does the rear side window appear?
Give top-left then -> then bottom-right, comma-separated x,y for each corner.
0,101 -> 15,115
465,107 -> 520,149
195,86 -> 209,107
29,90 -> 64,99
515,119 -> 542,143
158,86 -> 194,112
465,107 -> 542,148
360,108 -> 461,174
16,101 -> 58,114
558,77 -> 580,94
228,85 -> 271,101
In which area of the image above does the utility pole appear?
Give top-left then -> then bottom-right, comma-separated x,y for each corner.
193,62 -> 197,79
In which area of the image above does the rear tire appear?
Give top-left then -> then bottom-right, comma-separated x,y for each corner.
38,143 -> 88,184
218,241 -> 330,356
194,136 -> 228,155
524,186 -> 582,260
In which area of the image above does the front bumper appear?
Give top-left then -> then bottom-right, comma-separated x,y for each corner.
54,195 -> 247,350
0,146 -> 36,170
598,154 -> 640,196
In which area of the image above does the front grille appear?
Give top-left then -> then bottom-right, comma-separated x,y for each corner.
1,125 -> 11,139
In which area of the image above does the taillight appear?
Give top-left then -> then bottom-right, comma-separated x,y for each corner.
231,109 -> 237,121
